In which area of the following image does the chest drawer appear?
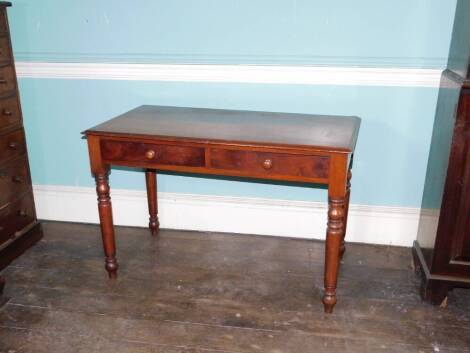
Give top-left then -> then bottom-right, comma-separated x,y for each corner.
0,128 -> 26,162
101,139 -> 205,168
0,191 -> 35,246
0,156 -> 31,207
0,94 -> 20,132
0,9 -> 7,33
0,36 -> 11,62
0,63 -> 15,95
210,148 -> 329,180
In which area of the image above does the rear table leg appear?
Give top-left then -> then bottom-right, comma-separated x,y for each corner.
340,170 -> 352,258
145,170 -> 160,235
323,197 -> 346,313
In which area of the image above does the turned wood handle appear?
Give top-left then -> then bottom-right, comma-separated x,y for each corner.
2,108 -> 12,116
262,158 -> 273,170
145,149 -> 156,160
8,141 -> 18,149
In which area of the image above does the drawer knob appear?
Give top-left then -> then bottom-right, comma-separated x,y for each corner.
18,210 -> 27,217
12,175 -> 22,183
8,141 -> 18,149
145,149 -> 156,160
2,109 -> 12,116
0,79 -> 7,85
262,159 -> 273,170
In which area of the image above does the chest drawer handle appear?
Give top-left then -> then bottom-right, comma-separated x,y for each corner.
18,210 -> 27,217
2,109 -> 12,116
0,79 -> 6,85
145,149 -> 156,160
262,159 -> 273,170
12,175 -> 22,183
8,141 -> 17,149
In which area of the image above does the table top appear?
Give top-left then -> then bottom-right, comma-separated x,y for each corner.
85,105 -> 361,152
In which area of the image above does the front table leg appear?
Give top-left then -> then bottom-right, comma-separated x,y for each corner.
323,155 -> 348,313
95,173 -> 118,279
323,197 -> 346,313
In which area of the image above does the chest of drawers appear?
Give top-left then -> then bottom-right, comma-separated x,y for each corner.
0,2 -> 42,276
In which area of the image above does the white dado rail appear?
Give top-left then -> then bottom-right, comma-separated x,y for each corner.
16,62 -> 442,87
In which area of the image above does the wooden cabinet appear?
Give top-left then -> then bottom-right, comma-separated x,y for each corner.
0,2 -> 42,281
413,0 -> 470,303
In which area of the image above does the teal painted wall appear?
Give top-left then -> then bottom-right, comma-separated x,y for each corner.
20,79 -> 437,207
9,0 -> 456,67
7,0 -> 459,208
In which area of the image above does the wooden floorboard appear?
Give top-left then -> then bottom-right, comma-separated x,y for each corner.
1,221 -> 469,353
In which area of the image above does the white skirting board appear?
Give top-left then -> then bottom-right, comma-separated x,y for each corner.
33,185 -> 420,247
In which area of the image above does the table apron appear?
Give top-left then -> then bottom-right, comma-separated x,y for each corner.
98,137 -> 340,184
102,158 -> 331,185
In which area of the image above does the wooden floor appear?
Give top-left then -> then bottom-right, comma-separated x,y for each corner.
0,222 -> 469,353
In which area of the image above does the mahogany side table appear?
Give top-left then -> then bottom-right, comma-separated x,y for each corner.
84,105 -> 360,313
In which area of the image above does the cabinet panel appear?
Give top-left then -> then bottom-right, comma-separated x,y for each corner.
0,8 -> 7,33
413,78 -> 470,304
0,94 -> 21,132
0,191 -> 35,247
0,36 -> 11,62
0,156 -> 31,207
0,128 -> 26,162
0,64 -> 16,96
452,114 -> 470,262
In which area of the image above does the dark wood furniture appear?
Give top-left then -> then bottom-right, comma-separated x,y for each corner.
84,105 -> 360,313
413,0 -> 470,304
0,1 -> 42,298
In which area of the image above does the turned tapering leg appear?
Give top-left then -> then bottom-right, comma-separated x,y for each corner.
95,173 -> 118,279
340,170 -> 352,258
323,197 -> 346,313
322,155 -> 348,314
145,170 -> 159,235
